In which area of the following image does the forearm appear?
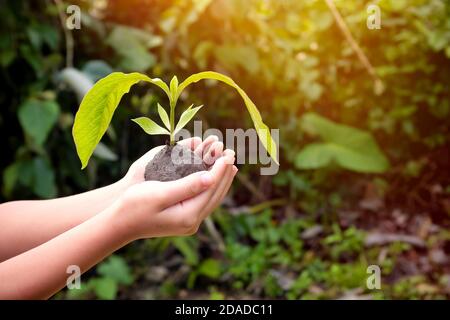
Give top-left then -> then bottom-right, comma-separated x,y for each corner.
0,179 -> 128,262
0,204 -> 131,299
0,148 -> 234,300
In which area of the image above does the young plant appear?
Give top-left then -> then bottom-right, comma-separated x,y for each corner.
72,71 -> 278,169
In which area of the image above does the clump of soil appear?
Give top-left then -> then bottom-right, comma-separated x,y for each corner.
144,144 -> 207,182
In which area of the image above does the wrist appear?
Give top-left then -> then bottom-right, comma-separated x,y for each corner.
102,200 -> 137,244
114,176 -> 131,193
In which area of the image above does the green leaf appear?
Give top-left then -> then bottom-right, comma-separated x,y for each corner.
97,255 -> 134,285
0,47 -> 15,67
65,282 -> 91,300
170,75 -> 179,104
177,71 -> 278,164
2,163 -> 19,197
14,157 -> 57,198
18,160 -> 34,187
197,258 -> 221,279
188,258 -> 221,289
210,291 -> 225,300
174,104 -> 202,134
18,99 -> 60,146
296,113 -> 390,173
81,60 -> 114,82
93,142 -> 118,161
0,34 -> 15,67
214,45 -> 260,74
296,143 -> 390,173
172,237 -> 198,265
106,26 -> 160,72
72,72 -> 170,169
27,23 -> 59,51
157,103 -> 171,130
19,44 -> 42,76
91,278 -> 118,300
132,117 -> 170,135
32,157 -> 57,198
295,143 -> 334,169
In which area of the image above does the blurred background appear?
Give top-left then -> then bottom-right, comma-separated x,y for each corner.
0,0 -> 449,299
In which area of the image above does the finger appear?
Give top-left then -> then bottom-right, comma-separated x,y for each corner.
207,153 -> 236,208
223,149 -> 236,164
199,150 -> 235,218
200,164 -> 232,219
156,170 -> 215,208
203,141 -> 224,166
201,164 -> 236,219
135,145 -> 165,168
160,162 -> 228,234
194,135 -> 218,158
213,165 -> 238,212
177,136 -> 202,151
162,155 -> 229,219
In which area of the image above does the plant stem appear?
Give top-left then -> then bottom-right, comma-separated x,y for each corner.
169,100 -> 175,145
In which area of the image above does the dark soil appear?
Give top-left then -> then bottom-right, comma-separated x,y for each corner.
144,144 -> 207,182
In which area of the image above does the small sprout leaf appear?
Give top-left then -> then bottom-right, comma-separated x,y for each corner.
174,105 -> 203,134
132,117 -> 170,135
157,103 -> 171,130
170,75 -> 179,104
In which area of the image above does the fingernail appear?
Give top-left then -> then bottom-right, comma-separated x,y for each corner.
224,155 -> 235,164
232,166 -> 238,174
200,172 -> 213,186
226,150 -> 235,157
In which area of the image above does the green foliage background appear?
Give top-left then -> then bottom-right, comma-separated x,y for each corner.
0,0 -> 449,299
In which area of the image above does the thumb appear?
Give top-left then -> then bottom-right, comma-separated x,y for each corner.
139,145 -> 165,164
157,171 -> 215,207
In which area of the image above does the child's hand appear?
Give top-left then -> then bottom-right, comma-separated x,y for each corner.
110,149 -> 236,240
123,136 -> 225,187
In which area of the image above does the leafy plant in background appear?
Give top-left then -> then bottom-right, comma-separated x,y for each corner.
170,237 -> 222,289
72,71 -> 278,169
296,113 -> 389,173
322,224 -> 364,260
3,97 -> 60,198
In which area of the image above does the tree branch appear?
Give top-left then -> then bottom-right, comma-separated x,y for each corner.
324,0 -> 384,94
54,0 -> 74,68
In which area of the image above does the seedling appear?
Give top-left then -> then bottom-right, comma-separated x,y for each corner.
73,71 -> 278,180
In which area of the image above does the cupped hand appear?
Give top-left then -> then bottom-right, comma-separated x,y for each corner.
111,138 -> 236,240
